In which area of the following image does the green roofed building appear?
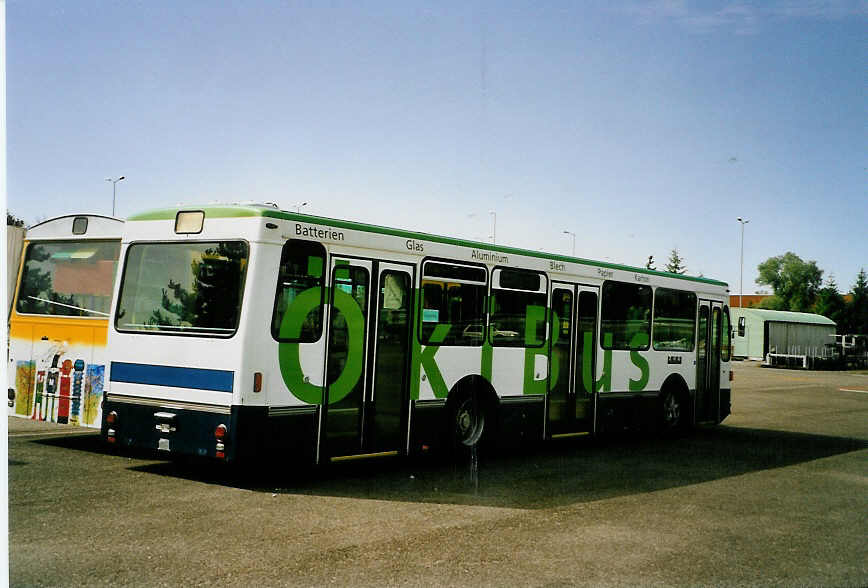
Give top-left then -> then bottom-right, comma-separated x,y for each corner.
730,308 -> 836,362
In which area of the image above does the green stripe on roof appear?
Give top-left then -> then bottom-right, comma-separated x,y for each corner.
127,204 -> 728,287
127,206 -> 266,221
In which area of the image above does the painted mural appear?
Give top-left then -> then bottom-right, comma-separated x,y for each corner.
8,343 -> 106,428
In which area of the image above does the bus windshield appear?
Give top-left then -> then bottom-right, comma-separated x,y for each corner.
16,240 -> 121,317
115,241 -> 248,337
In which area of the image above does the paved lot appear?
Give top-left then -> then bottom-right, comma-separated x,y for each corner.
8,362 -> 868,587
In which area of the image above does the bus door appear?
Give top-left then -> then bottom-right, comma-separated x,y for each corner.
548,283 -> 598,437
322,258 -> 414,459
696,301 -> 723,423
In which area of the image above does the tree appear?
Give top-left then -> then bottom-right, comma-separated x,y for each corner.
665,248 -> 687,274
7,212 -> 25,227
845,268 -> 868,334
755,252 -> 822,312
814,276 -> 847,331
645,255 -> 656,270
758,295 -> 787,311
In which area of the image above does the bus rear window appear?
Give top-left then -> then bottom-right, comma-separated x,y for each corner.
115,241 -> 248,337
16,241 -> 120,317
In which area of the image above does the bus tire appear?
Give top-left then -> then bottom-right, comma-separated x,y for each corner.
452,392 -> 485,448
660,386 -> 685,435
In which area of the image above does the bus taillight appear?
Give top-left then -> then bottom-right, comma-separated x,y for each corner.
215,424 -> 228,459
106,411 -> 119,443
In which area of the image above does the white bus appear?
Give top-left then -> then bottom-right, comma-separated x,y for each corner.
102,204 -> 732,463
8,215 -> 123,427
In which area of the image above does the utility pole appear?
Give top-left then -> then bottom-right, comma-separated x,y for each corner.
563,230 -> 575,256
737,217 -> 750,307
105,176 -> 125,217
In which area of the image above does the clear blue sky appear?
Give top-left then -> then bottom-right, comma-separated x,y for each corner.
6,1 -> 867,295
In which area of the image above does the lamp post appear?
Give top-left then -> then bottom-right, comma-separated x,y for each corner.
294,202 -> 308,214
489,211 -> 496,244
563,230 -> 575,256
737,217 -> 749,308
105,176 -> 125,217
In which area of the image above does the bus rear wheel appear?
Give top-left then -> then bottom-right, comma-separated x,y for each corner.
453,394 -> 485,447
660,388 -> 683,433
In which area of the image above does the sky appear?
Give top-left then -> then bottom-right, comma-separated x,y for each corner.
5,0 -> 867,295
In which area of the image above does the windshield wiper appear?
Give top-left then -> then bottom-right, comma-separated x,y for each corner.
27,296 -> 109,317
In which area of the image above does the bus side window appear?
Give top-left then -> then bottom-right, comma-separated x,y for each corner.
419,261 -> 486,346
271,240 -> 326,342
652,288 -> 696,352
721,307 -> 731,362
601,281 -> 652,350
490,268 -> 548,348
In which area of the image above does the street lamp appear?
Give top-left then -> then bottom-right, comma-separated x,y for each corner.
489,211 -> 496,244
105,176 -> 125,217
294,202 -> 308,214
737,217 -> 750,308
563,230 -> 575,256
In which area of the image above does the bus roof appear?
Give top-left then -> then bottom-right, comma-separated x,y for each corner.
128,204 -> 728,288
26,215 -> 124,241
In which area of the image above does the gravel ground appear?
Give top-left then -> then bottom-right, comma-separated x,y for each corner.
8,361 -> 868,587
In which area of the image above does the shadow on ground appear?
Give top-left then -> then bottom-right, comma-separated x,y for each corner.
33,426 -> 866,510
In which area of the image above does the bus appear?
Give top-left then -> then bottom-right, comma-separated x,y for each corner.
8,215 -> 123,427
101,204 -> 732,463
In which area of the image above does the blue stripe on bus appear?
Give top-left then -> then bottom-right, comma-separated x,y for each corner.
110,362 -> 234,393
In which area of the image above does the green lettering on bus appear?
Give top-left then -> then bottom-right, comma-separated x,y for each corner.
628,332 -> 650,391
276,287 -> 323,404
420,324 -> 451,398
481,339 -> 493,383
277,286 -> 366,405
523,305 -> 550,395
596,332 -> 613,392
582,330 -> 594,394
547,309 -> 563,394
279,292 -> 649,406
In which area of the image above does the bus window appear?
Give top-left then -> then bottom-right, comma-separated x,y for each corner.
711,307 -> 721,363
271,240 -> 326,342
721,307 -> 731,362
419,261 -> 486,346
115,241 -> 248,337
16,241 -> 121,317
490,268 -> 547,347
601,281 -> 651,350
652,288 -> 696,352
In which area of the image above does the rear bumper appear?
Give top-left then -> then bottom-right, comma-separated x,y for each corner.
102,395 -> 235,459
101,395 -> 318,463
